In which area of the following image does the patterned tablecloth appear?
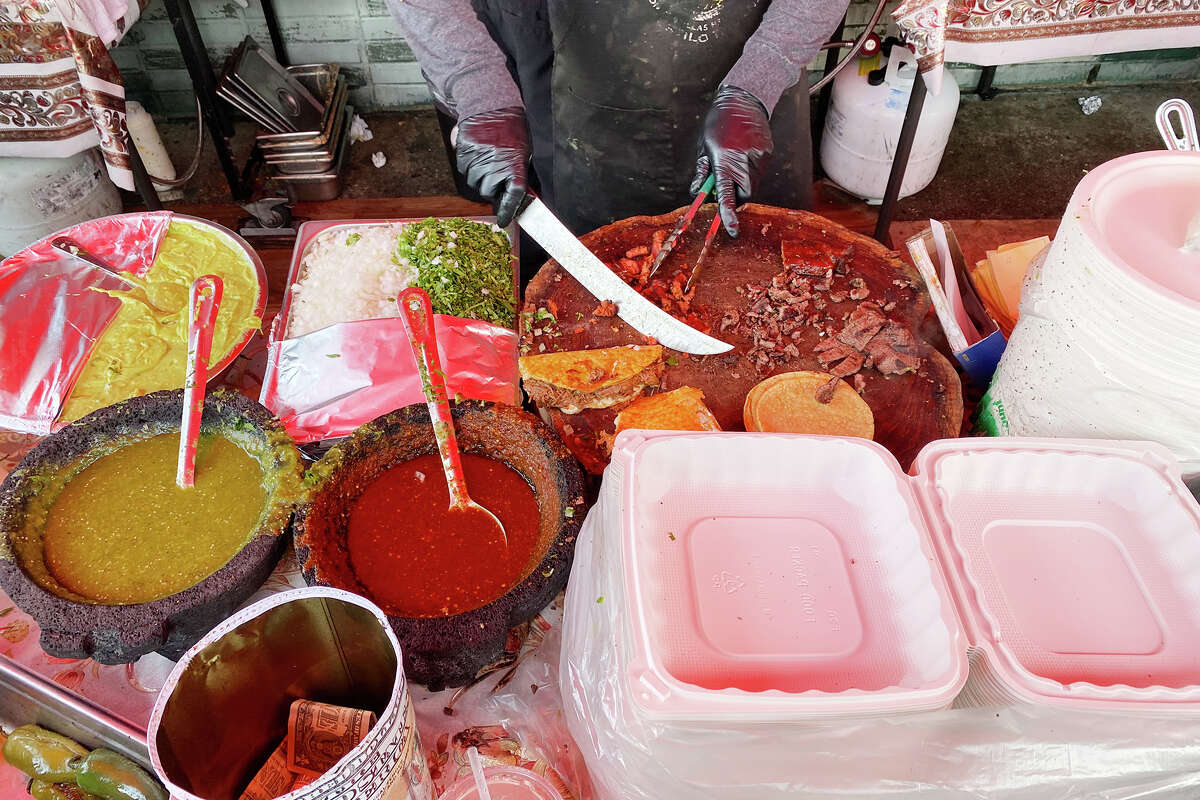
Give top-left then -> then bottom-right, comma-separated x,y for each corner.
0,1 -> 148,190
893,0 -> 1200,93
0,332 -> 591,799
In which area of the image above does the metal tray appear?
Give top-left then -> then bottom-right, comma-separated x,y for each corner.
271,105 -> 354,202
264,100 -> 350,173
225,38 -> 325,132
290,63 -> 341,108
256,77 -> 348,150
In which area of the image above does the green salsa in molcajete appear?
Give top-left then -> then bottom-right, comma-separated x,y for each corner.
36,433 -> 268,605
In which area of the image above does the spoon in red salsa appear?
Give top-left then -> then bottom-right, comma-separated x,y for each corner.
397,287 -> 508,548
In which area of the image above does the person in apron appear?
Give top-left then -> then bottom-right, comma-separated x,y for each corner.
388,0 -> 847,242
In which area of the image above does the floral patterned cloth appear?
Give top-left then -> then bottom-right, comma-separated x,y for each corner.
893,0 -> 1200,94
0,1 -> 148,190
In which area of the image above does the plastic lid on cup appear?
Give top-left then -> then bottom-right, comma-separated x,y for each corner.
438,765 -> 565,800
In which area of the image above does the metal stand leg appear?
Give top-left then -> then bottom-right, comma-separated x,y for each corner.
873,77 -> 926,243
128,131 -> 162,211
976,65 -> 998,100
811,12 -> 847,172
161,0 -> 248,201
261,0 -> 289,66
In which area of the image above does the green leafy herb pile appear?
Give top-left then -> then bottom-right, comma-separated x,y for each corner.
394,218 -> 515,327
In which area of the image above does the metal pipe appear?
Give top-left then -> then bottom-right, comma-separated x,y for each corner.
873,75 -> 927,243
127,130 -> 162,210
161,0 -> 247,200
809,0 -> 890,96
812,12 -> 848,174
977,65 -> 998,99
261,0 -> 289,66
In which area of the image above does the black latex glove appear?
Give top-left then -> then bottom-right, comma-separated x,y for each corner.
455,106 -> 530,227
690,85 -> 773,238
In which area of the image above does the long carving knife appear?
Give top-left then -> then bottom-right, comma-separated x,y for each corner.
515,195 -> 732,355
647,173 -> 715,279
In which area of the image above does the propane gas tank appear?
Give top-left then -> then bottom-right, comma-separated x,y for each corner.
820,45 -> 960,203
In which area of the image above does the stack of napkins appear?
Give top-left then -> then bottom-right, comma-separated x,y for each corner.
970,237 -> 1051,336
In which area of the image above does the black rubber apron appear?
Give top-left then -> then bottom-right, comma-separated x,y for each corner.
546,0 -> 812,234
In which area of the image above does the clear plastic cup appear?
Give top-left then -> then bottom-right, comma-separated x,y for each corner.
438,765 -> 564,800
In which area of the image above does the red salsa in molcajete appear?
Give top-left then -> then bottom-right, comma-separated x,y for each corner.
346,453 -> 542,617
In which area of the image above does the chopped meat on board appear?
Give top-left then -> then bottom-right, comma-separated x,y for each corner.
865,321 -> 921,375
593,300 -> 618,317
837,303 -> 887,349
815,375 -> 840,404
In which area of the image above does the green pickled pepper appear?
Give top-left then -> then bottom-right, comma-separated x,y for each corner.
74,749 -> 167,800
29,780 -> 102,800
2,725 -> 89,782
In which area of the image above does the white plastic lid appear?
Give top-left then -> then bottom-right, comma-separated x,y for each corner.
1075,151 -> 1200,305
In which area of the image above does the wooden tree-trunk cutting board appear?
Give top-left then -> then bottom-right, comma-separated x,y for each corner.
522,203 -> 963,473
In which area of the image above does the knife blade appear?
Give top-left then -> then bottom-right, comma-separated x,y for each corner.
647,173 -> 715,279
516,196 -> 732,355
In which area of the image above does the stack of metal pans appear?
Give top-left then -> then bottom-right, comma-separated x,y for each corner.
218,38 -> 351,202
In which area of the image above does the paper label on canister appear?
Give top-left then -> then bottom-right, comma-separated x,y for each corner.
973,387 -> 1011,437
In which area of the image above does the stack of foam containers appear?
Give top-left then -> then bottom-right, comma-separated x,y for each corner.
562,432 -> 1200,799
980,151 -> 1200,476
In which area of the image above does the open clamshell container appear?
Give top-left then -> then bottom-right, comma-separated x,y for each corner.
605,432 -> 1200,720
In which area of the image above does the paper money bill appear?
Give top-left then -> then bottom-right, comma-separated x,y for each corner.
286,699 -> 377,778
238,740 -> 295,800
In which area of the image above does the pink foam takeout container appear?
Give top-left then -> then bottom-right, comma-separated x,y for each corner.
608,432 -> 1200,720
260,218 -> 519,443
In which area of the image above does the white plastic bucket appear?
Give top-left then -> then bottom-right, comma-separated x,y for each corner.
978,151 -> 1200,476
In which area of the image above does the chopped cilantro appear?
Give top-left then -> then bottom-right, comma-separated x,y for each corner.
665,355 -> 679,367
564,506 -> 575,518
345,233 -> 362,246
397,218 -> 515,327
326,353 -> 341,358
596,596 -> 605,604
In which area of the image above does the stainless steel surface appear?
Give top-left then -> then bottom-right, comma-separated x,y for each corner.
50,237 -> 135,286
217,82 -> 289,133
516,198 -> 734,355
226,38 -> 324,132
289,63 -> 340,106
256,78 -> 348,149
263,99 -> 349,172
271,106 -> 353,202
0,657 -> 148,763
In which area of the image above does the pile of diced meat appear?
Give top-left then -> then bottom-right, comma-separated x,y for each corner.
736,241 -> 923,399
604,230 -> 709,332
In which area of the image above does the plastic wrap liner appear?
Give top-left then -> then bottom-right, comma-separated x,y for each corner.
561,431 -> 1200,799
260,314 -> 518,443
260,218 -> 519,443
0,212 -> 171,434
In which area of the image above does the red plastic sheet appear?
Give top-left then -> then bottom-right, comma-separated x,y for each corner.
0,212 -> 170,434
260,219 -> 520,443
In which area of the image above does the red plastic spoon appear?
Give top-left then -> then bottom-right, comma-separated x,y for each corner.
176,274 -> 223,489
397,287 -> 508,547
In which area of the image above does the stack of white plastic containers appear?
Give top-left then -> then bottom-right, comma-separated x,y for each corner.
979,150 -> 1200,475
562,432 -> 1200,799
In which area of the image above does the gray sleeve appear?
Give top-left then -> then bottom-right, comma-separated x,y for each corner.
385,0 -> 524,120
722,0 -> 851,114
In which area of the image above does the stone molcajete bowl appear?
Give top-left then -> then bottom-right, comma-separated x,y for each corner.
0,388 -> 304,664
293,401 -> 586,690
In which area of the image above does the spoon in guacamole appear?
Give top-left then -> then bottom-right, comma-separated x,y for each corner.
51,236 -> 179,323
